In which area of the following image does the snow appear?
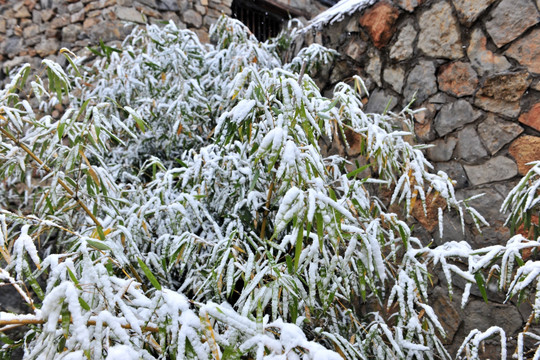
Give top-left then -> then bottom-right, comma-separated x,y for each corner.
106,345 -> 140,360
307,0 -> 379,30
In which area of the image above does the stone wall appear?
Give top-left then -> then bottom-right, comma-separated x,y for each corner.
0,0 -> 326,82
293,0 -> 540,356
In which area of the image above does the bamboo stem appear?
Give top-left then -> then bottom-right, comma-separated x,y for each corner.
259,179 -> 275,241
0,127 -> 102,229
0,317 -> 159,333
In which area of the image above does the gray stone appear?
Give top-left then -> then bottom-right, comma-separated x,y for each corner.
365,89 -> 398,113
67,2 -> 83,13
484,0 -> 539,47
432,211 -> 474,245
2,37 -> 22,57
417,1 -> 464,59
22,24 -> 40,38
474,96 -> 520,118
404,61 -> 437,105
451,0 -> 496,26
434,161 -> 468,189
458,187 -> 508,226
366,48 -> 382,87
156,0 -> 180,10
477,114 -> 524,154
389,21 -> 416,61
344,39 -> 366,61
183,9 -> 203,28
467,28 -> 511,76
426,137 -> 457,162
116,6 -> 146,24
383,65 -> 405,93
455,126 -> 488,162
35,38 -> 60,57
433,99 -> 482,136
463,301 -> 523,335
62,24 -> 82,43
464,156 -> 518,185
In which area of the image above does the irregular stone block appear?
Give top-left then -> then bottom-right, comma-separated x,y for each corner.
183,9 -> 202,28
506,28 -> 540,75
437,61 -> 478,97
395,0 -> 422,12
451,0 -> 496,26
456,125 -> 488,162
359,1 -> 400,49
435,161 -> 468,189
433,99 -> 482,136
2,36 -> 23,57
62,24 -> 82,43
431,287 -> 462,344
366,48 -> 382,87
478,71 -> 531,102
426,137 -> 457,162
116,6 -> 146,24
474,96 -> 520,118
404,60 -> 437,104
509,135 -> 540,175
383,65 -> 405,93
478,114 -> 524,154
389,20 -> 416,61
484,0 -> 539,47
467,28 -> 511,76
344,39 -> 367,61
464,156 -> 518,185
35,38 -> 60,57
417,1 -> 463,59
365,89 -> 398,113
519,103 -> 540,132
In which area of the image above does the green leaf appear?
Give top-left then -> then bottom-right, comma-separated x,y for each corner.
346,163 -> 371,179
78,297 -> 90,311
86,239 -> 111,251
137,257 -> 162,291
474,272 -> 488,303
294,225 -> 303,271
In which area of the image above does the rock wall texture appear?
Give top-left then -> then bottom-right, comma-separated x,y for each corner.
0,0 -> 325,82
292,0 -> 540,356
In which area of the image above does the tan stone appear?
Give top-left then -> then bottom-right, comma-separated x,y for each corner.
506,28 -> 540,75
359,1 -> 400,49
478,71 -> 531,102
437,61 -> 478,97
411,193 -> 447,232
519,103 -> 540,132
474,96 -> 520,118
509,135 -> 540,175
14,6 -> 30,18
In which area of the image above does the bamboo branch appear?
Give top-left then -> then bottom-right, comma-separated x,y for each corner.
0,317 -> 159,333
0,127 -> 102,229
